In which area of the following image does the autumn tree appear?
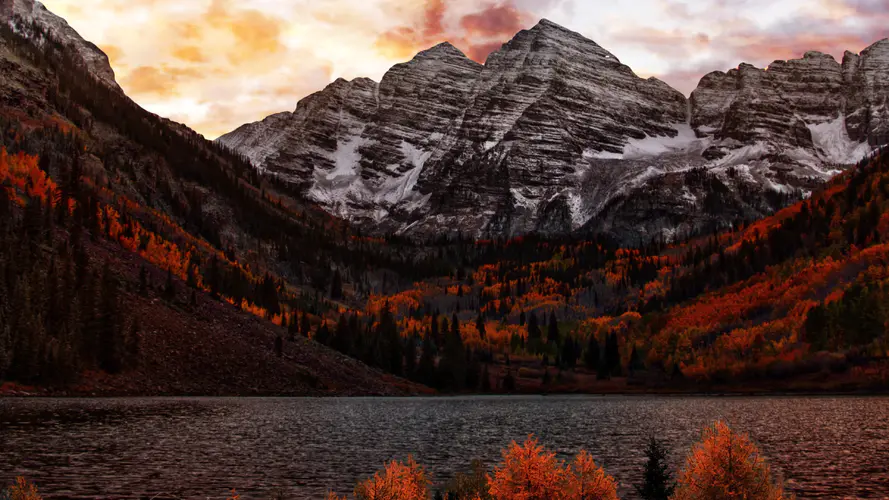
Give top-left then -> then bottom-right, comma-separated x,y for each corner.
673,421 -> 790,500
2,477 -> 42,500
353,456 -> 430,500
565,450 -> 619,500
488,436 -> 565,500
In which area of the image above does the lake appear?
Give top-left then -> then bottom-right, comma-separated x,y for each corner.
0,396 -> 887,499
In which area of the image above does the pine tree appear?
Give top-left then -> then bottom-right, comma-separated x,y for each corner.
330,269 -> 343,300
417,331 -> 437,388
547,311 -> 559,346
404,334 -> 417,378
585,336 -> 601,371
475,313 -> 486,340
636,437 -> 675,500
300,312 -> 310,338
274,335 -> 284,358
163,269 -> 176,302
481,364 -> 491,392
138,264 -> 148,296
97,265 -> 122,374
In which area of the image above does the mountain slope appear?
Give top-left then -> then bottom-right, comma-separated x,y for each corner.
0,8 -> 428,396
340,147 -> 889,393
220,22 -> 887,243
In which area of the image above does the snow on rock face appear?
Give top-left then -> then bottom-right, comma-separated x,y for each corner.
220,20 -> 889,243
219,43 -> 482,221
691,42 -> 887,169
2,0 -> 119,89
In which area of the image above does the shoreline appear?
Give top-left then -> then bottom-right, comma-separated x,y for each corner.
3,386 -> 887,399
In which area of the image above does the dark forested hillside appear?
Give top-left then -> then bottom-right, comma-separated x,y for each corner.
0,19 -> 433,395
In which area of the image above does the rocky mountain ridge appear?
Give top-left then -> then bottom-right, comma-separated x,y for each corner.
1,0 -> 119,89
219,20 -> 888,242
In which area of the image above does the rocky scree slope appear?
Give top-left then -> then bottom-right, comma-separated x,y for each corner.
220,21 -> 889,243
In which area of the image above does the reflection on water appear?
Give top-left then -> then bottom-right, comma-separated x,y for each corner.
0,396 -> 887,499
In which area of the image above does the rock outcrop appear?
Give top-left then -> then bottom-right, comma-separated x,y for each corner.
1,0 -> 119,89
691,40 -> 889,167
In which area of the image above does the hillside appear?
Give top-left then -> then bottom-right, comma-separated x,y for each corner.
0,13 -> 428,396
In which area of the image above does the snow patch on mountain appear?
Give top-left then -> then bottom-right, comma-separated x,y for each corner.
808,115 -> 871,165
590,124 -> 706,160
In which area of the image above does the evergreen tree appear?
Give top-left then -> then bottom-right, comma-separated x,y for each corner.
404,334 -> 417,378
330,269 -> 343,300
547,311 -> 559,346
274,335 -> 284,358
163,269 -> 176,302
481,364 -> 491,392
475,313 -> 486,340
417,331 -> 437,388
606,331 -> 621,377
97,265 -> 122,374
636,437 -> 676,500
584,336 -> 600,371
300,312 -> 310,338
138,264 -> 148,296
527,311 -> 541,340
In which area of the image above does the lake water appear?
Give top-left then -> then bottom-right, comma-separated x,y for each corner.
0,396 -> 887,499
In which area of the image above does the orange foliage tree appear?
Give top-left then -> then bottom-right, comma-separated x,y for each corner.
2,477 -> 42,500
488,436 -> 618,500
353,456 -> 430,500
565,450 -> 619,500
673,421 -> 791,500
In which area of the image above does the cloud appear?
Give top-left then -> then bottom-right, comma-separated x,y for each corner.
374,0 -> 544,63
598,0 -> 889,94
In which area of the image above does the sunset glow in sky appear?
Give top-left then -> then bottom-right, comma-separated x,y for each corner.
41,0 -> 889,139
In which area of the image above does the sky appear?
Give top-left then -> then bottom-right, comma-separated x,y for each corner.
41,0 -> 889,139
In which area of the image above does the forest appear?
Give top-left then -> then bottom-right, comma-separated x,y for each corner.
0,16 -> 887,395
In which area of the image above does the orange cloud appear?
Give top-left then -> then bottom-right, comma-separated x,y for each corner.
122,66 -> 180,97
99,43 -> 124,64
172,46 -> 206,63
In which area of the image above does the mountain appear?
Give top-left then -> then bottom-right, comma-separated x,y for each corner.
1,0 -> 119,89
219,21 -> 888,243
0,5 -> 431,396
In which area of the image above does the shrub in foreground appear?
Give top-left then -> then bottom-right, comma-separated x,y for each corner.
352,456 -> 430,500
488,436 -> 618,500
672,421 -> 791,500
1,478 -> 41,500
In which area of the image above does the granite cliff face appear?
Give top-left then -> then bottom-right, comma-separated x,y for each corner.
1,0 -> 119,89
691,41 -> 889,168
219,21 -> 888,242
